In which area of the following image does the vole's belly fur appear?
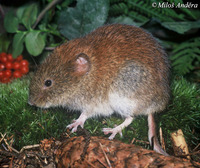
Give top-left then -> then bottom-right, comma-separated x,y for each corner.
66,91 -> 162,118
65,61 -> 166,118
82,93 -> 138,118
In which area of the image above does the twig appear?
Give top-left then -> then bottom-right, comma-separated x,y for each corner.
2,143 -> 8,151
99,142 -> 112,168
0,132 -> 6,143
0,133 -> 20,153
32,0 -> 62,29
10,146 -> 20,154
131,137 -> 150,145
64,131 -> 71,138
20,144 -> 40,153
9,136 -> 14,148
9,156 -> 14,168
171,129 -> 190,159
1,133 -> 19,153
0,150 -> 18,157
176,150 -> 200,157
193,143 -> 200,152
34,154 -> 45,167
3,137 -> 12,152
97,158 -> 109,168
131,137 -> 135,144
159,127 -> 166,151
85,160 -> 97,168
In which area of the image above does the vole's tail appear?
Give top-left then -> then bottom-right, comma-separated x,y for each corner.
148,113 -> 169,156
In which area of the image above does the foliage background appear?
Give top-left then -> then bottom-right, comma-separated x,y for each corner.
0,0 -> 200,160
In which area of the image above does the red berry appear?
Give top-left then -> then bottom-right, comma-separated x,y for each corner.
7,54 -> 14,62
16,55 -> 23,61
4,69 -> 12,78
0,71 -> 4,79
1,76 -> 11,83
13,70 -> 22,78
0,63 -> 5,70
20,66 -> 29,74
0,52 -> 7,57
20,60 -> 29,67
13,62 -> 20,69
0,55 -> 7,63
5,62 -> 12,69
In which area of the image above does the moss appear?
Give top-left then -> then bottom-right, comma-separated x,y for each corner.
0,76 -> 75,149
0,76 -> 199,154
160,77 -> 200,152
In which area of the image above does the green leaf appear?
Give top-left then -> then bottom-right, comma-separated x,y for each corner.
128,11 -> 149,24
16,5 -> 27,22
4,10 -> 19,33
12,32 -> 26,58
128,0 -> 174,22
21,3 -> 38,30
108,16 -> 148,27
25,31 -> 46,56
161,20 -> 200,34
170,37 -> 200,75
109,2 -> 129,15
0,34 -> 11,53
58,0 -> 109,39
179,4 -> 197,20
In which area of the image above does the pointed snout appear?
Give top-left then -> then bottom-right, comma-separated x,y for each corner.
28,98 -> 35,106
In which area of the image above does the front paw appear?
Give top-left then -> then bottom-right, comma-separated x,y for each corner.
103,127 -> 123,140
67,120 -> 84,133
67,113 -> 87,133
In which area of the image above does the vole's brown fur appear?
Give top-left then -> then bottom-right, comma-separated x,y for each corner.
29,24 -> 170,155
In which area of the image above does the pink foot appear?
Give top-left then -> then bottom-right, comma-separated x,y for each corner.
148,113 -> 169,156
67,113 -> 87,133
103,116 -> 133,140
103,127 -> 123,139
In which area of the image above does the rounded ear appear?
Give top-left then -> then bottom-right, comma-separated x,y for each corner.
74,53 -> 91,75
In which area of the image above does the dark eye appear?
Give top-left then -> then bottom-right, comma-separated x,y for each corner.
44,80 -> 52,87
